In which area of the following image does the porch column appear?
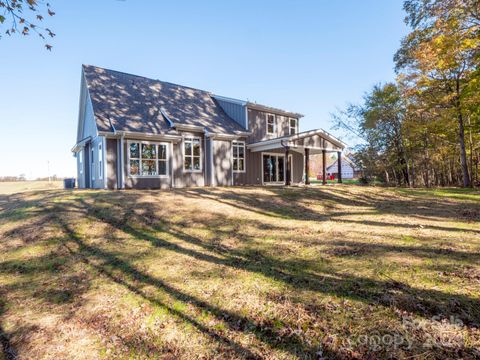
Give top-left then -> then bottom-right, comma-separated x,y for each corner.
285,147 -> 291,186
337,151 -> 343,183
322,149 -> 327,185
304,148 -> 310,185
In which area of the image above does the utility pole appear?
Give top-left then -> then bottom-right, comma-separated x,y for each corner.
47,161 -> 51,182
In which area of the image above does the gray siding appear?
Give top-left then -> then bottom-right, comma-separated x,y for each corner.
90,136 -> 105,189
76,148 -> 86,188
173,132 -> 206,188
82,93 -> 97,139
294,135 -> 341,151
213,97 -> 247,129
75,75 -> 99,189
242,150 -> 262,185
247,108 -> 297,143
205,137 -> 212,186
106,139 -> 118,189
291,151 -> 304,184
212,139 -> 232,186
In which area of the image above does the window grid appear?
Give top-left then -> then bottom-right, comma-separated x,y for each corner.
128,141 -> 168,177
232,141 -> 245,172
289,118 -> 297,135
266,114 -> 276,135
184,137 -> 201,172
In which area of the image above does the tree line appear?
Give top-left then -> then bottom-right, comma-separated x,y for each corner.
334,0 -> 479,187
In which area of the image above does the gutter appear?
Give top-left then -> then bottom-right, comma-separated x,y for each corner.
98,130 -> 183,143
247,128 -> 346,149
205,131 -> 251,140
71,136 -> 92,153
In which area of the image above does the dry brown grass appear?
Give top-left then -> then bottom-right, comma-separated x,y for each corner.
0,186 -> 479,359
0,181 -> 63,195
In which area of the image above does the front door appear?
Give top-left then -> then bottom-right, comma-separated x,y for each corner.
263,154 -> 285,184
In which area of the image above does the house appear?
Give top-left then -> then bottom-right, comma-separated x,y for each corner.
72,65 -> 346,189
326,154 -> 361,179
308,153 -> 337,179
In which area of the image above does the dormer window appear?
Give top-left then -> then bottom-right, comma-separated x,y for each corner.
266,114 -> 276,135
289,118 -> 298,135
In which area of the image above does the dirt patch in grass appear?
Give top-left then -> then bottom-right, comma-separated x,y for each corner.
0,186 -> 479,359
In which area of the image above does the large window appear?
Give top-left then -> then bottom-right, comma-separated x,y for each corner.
289,118 -> 298,135
128,141 -> 168,177
184,137 -> 201,171
232,141 -> 245,172
266,114 -> 276,135
98,143 -> 103,179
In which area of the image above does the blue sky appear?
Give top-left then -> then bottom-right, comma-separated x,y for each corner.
0,0 -> 407,178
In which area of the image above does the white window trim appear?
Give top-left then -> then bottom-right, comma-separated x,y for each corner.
98,143 -> 103,180
127,140 -> 170,178
266,113 -> 276,135
183,136 -> 202,173
232,141 -> 246,173
260,152 -> 293,185
91,146 -> 95,181
289,118 -> 298,135
79,150 -> 83,175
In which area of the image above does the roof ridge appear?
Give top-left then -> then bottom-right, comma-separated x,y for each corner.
82,64 -> 213,95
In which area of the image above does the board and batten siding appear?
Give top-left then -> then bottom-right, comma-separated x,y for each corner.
294,135 -> 339,151
212,139 -> 232,186
247,108 -> 296,143
213,97 -> 247,129
86,136 -> 106,189
106,139 -> 118,189
76,76 -> 99,189
173,132 -> 206,188
76,148 -> 86,189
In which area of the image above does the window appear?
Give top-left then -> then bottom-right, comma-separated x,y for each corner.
128,141 -> 168,177
98,143 -> 103,179
289,118 -> 298,135
184,137 -> 201,171
232,141 -> 245,172
91,147 -> 95,180
79,151 -> 83,175
266,114 -> 276,135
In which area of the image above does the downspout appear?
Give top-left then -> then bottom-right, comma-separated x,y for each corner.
205,130 -> 214,187
161,108 -> 176,189
108,116 -> 122,190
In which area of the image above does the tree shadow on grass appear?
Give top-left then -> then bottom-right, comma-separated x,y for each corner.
72,194 -> 480,328
54,207 -> 331,359
183,187 -> 480,230
0,299 -> 17,360
2,189 -> 480,358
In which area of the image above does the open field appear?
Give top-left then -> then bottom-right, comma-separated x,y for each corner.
0,186 -> 479,359
0,181 -> 63,195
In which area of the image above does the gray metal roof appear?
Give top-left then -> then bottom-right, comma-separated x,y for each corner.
82,65 -> 247,134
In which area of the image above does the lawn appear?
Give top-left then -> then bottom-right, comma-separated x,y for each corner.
0,186 -> 479,359
0,181 -> 63,195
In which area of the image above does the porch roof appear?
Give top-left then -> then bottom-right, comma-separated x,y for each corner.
246,129 -> 346,154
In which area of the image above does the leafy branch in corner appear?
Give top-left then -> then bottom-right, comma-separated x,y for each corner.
0,0 -> 55,50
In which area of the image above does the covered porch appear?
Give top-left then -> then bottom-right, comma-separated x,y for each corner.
247,129 -> 346,185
